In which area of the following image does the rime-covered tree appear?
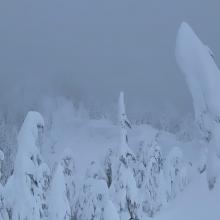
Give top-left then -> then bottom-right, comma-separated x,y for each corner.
110,92 -> 140,220
104,148 -> 114,188
198,148 -> 208,174
111,161 -> 139,220
118,91 -> 132,153
60,148 -> 76,218
48,163 -> 70,220
139,141 -> 165,217
206,146 -> 220,190
4,111 -> 49,220
0,150 -> 4,180
176,22 -> 220,189
165,147 -> 184,200
0,113 -> 16,184
76,161 -> 119,220
0,150 -> 9,220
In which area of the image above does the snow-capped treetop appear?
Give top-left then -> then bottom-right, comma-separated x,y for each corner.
118,92 -> 132,153
14,111 -> 45,178
118,91 -> 131,143
17,111 -> 44,149
176,22 -> 220,119
119,92 -> 131,129
60,148 -> 75,181
12,111 -> 45,180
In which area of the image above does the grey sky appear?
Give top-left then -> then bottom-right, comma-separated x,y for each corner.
0,0 -> 219,119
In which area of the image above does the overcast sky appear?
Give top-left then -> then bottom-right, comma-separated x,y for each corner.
0,0 -> 219,119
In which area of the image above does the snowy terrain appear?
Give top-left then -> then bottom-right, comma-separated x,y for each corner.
155,173 -> 220,220
0,22 -> 220,219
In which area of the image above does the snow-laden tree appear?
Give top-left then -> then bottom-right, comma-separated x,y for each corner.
136,141 -> 165,216
117,92 -> 136,170
134,135 -> 160,189
0,150 -> 4,180
111,162 -> 139,220
0,186 -> 9,220
118,92 -> 132,153
110,92 -> 140,220
165,147 -> 188,200
4,111 -> 50,220
104,148 -> 114,188
198,147 -> 208,174
0,150 -> 9,220
206,146 -> 220,190
144,143 -> 164,216
60,148 -> 76,218
0,114 -> 16,184
134,143 -> 147,189
176,22 -> 220,189
48,163 -> 71,220
178,163 -> 190,192
76,161 -> 119,220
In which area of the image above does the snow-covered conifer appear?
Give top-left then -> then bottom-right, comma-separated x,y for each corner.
60,148 -> 76,218
110,161 -> 139,220
165,147 -> 184,199
0,150 -> 4,180
206,146 -> 220,190
49,163 -> 70,220
0,186 -> 9,220
110,92 -> 140,219
118,92 -> 132,153
178,164 -> 189,191
140,141 -> 165,217
104,148 -> 114,188
198,148 -> 208,174
134,142 -> 146,189
0,150 -> 9,220
76,161 -> 119,220
4,111 -> 49,220
176,22 -> 220,189
0,114 -> 16,184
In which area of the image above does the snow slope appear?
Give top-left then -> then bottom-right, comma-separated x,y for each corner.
155,172 -> 220,220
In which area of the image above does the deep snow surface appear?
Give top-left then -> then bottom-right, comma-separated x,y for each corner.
155,172 -> 220,220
